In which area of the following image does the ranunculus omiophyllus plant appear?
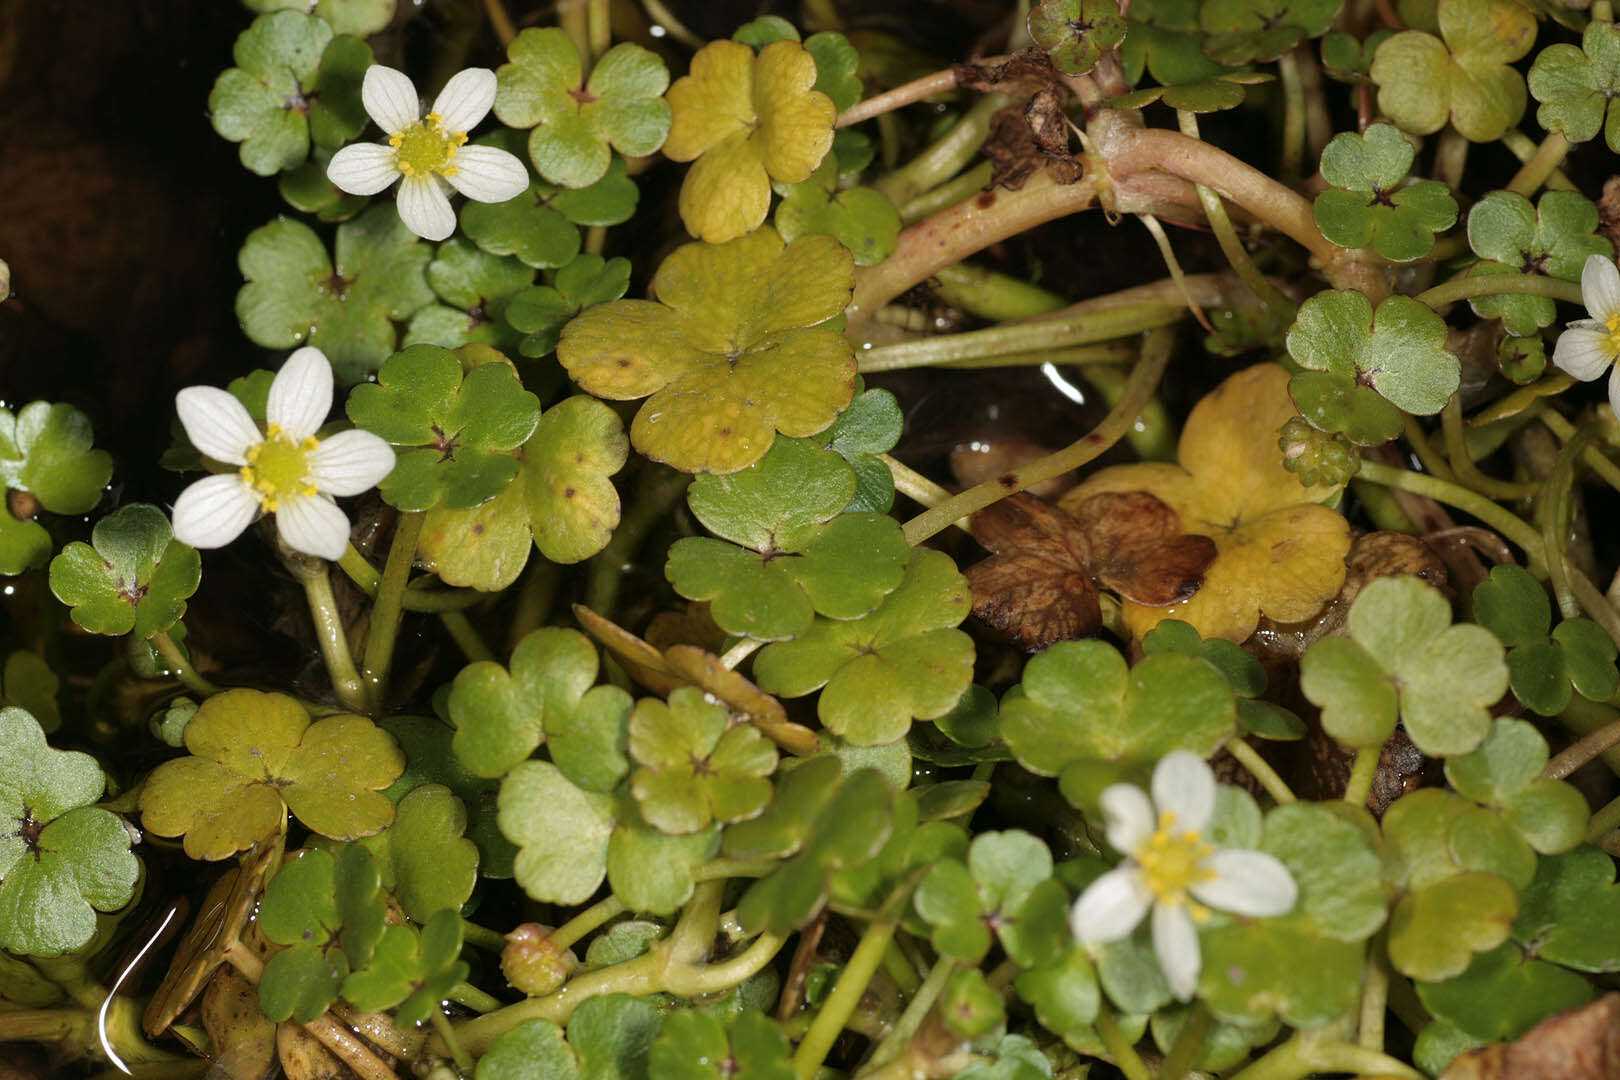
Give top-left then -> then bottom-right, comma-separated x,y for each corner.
1552,253 -> 1620,417
1069,750 -> 1298,1000
171,347 -> 395,560
327,65 -> 529,242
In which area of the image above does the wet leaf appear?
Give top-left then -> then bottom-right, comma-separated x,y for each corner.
628,686 -> 777,834
1529,22 -> 1620,152
49,504 -> 200,638
341,908 -> 468,1024
650,1009 -> 795,1080
1028,0 -> 1128,75
1199,0 -> 1339,65
503,253 -> 631,358
1313,124 -> 1458,262
774,156 -> 900,267
402,238 -> 534,352
1370,0 -> 1535,142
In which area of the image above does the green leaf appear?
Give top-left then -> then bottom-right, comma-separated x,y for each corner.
939,967 -> 1005,1038
378,714 -> 514,878
1028,0 -> 1129,75
568,993 -> 662,1079
495,28 -> 672,189
1014,944 -> 1101,1039
139,689 -> 404,860
402,238 -> 534,352
243,0 -> 394,37
0,401 -> 113,514
341,909 -> 468,1024
207,12 -> 334,176
1513,846 -> 1620,972
1529,21 -> 1620,151
558,227 -> 855,474
1466,191 -> 1613,335
416,394 -> 629,589
1301,575 -> 1506,756
628,686 -> 776,834
322,784 -> 479,921
236,205 -> 435,381
1416,942 -> 1593,1042
1370,0 -> 1536,142
346,345 -> 540,510
499,760 -> 615,905
504,253 -> 631,358
753,548 -> 973,745
806,32 -> 863,113
1001,640 -> 1236,775
1313,124 -> 1457,262
650,1009 -> 795,1080
449,626 -> 630,782
48,504 -> 200,638
1,652 -> 59,735
1286,290 -> 1459,429
1198,0 -> 1340,65
0,707 -> 137,957
816,380 -> 901,512
478,1018 -> 578,1080
774,157 -> 900,267
913,831 -> 1067,966
1388,871 -> 1519,980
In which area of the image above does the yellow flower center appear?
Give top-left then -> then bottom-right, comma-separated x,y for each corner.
1606,312 -> 1620,352
1134,812 -> 1215,911
239,424 -> 319,512
388,112 -> 468,179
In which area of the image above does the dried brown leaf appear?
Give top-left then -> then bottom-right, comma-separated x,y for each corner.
953,48 -> 1064,98
983,103 -> 1083,191
1069,490 -> 1217,606
1442,994 -> 1620,1080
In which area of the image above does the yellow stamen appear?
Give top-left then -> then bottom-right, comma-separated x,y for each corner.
239,425 -> 317,512
1134,811 -> 1215,904
392,111 -> 469,180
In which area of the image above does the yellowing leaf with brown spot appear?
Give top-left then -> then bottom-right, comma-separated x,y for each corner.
1061,363 -> 1350,642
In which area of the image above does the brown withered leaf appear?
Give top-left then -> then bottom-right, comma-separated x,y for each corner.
1599,176 -> 1620,254
953,48 -> 1064,98
966,491 -> 1215,650
983,101 -> 1083,191
1442,994 -> 1620,1080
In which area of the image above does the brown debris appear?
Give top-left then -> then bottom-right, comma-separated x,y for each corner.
965,491 -> 1214,651
1599,177 -> 1620,254
982,97 -> 1083,191
1442,994 -> 1620,1080
953,48 -> 1065,98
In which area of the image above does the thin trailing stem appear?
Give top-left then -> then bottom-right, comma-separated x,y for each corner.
1415,273 -> 1584,310
1343,746 -> 1381,809
1276,46 -> 1307,179
1228,1033 -> 1424,1080
1094,1003 -> 1154,1080
432,1007 -> 474,1075
584,465 -> 691,617
1543,717 -> 1620,779
482,0 -> 516,47
838,66 -> 980,128
718,638 -> 762,670
864,954 -> 956,1069
552,896 -> 627,951
1158,1001 -> 1213,1080
899,161 -> 994,224
508,558 -> 561,653
1540,427 -> 1597,620
1357,941 -> 1389,1051
1355,461 -> 1547,568
337,543 -> 481,611
1541,409 -> 1620,495
638,0 -> 703,47
1138,213 -> 1219,334
858,302 -> 1183,372
875,94 -> 1012,207
1587,792 -> 1620,842
794,884 -> 914,1079
901,326 -> 1173,545
1431,127 -> 1469,190
1177,111 -> 1293,310
149,631 -> 219,697
359,510 -> 425,712
1507,132 -> 1573,197
1503,130 -> 1578,192
1441,396 -> 1540,500
293,562 -> 368,713
1226,739 -> 1297,805
440,610 -> 495,662
586,0 -> 612,60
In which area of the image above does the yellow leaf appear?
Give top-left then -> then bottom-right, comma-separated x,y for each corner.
1062,363 -> 1350,642
754,39 -> 836,183
663,40 -> 756,161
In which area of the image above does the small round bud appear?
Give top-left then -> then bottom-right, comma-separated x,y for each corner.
501,923 -> 578,996
1278,417 -> 1360,487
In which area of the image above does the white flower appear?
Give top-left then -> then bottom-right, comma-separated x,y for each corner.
1552,254 -> 1620,418
171,347 -> 395,561
326,65 -> 529,242
1068,750 -> 1298,1001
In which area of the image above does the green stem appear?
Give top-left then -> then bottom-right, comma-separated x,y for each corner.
1403,413 -> 1455,483
1358,941 -> 1389,1050
1541,410 -> 1620,495
560,0 -> 589,64
481,0 -> 515,46
508,558 -> 561,653
0,1008 -> 90,1042
1225,740 -> 1297,804
448,981 -> 503,1013
1502,130 -> 1578,192
1432,127 -> 1469,191
1228,1033 -> 1423,1080
359,510 -> 425,712
637,0 -> 703,47
1540,428 -> 1598,621
338,543 -> 481,611
1343,746 -> 1381,809
149,631 -> 219,697
1094,1003 -> 1154,1080
1441,396 -> 1540,500
930,261 -> 1064,320
296,564 -> 368,713
858,303 -> 1182,373
1275,46 -> 1307,180
552,895 -> 627,951
794,913 -> 899,1079
900,327 -> 1173,545
1354,461 -> 1546,568
662,931 -> 788,996
865,955 -> 956,1069
432,1007 -> 474,1074
1544,717 -> 1620,779
1082,362 -> 1178,462
586,0 -> 611,59
899,162 -> 995,225
1157,1002 -> 1213,1080
584,465 -> 691,618
461,919 -> 509,952
1177,111 -> 1292,311
881,938 -> 923,996
718,638 -> 762,670
1507,132 -> 1573,197
1415,273 -> 1584,311
1585,791 -> 1620,843
1350,477 -> 1420,534
838,66 -> 964,129
440,610 -> 495,662
875,94 -> 1012,207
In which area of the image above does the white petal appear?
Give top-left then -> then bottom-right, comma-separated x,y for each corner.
274,494 -> 352,560
1551,326 -> 1617,382
1606,362 -> 1620,422
1582,254 -> 1620,321
1151,901 -> 1202,1002
395,175 -> 456,241
176,387 -> 261,466
1152,750 -> 1215,834
444,145 -> 530,204
1070,867 -> 1152,946
266,347 -> 334,440
1100,783 -> 1155,855
326,143 -> 401,196
362,64 -> 422,135
430,67 -> 497,133
1190,850 -> 1298,917
308,430 -> 396,495
171,474 -> 260,550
